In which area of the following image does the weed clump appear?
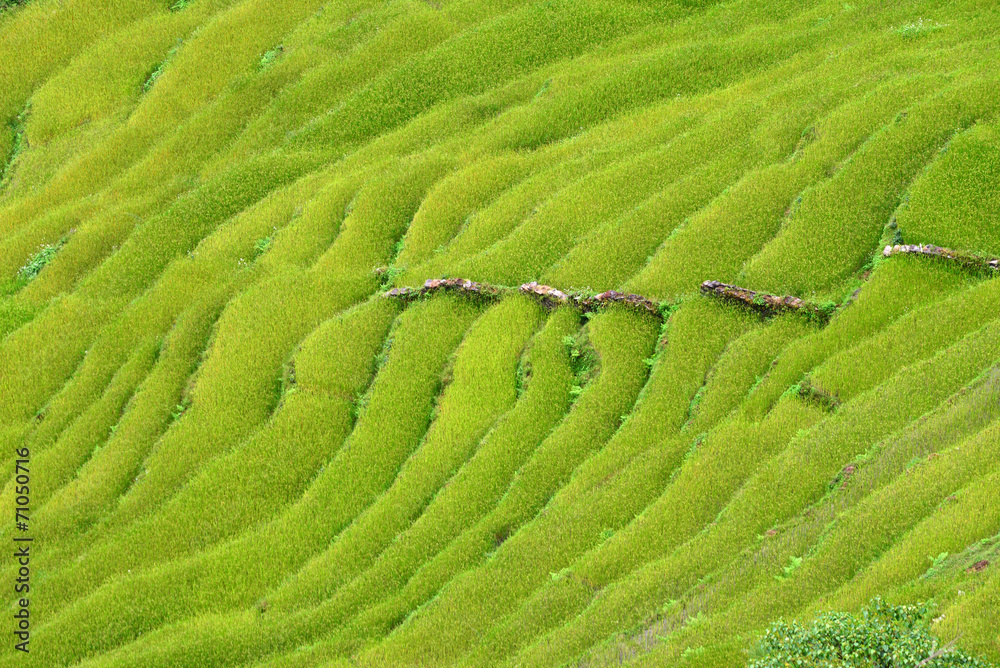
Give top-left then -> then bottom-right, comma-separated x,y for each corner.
793,376 -> 841,412
250,236 -> 271,261
18,240 -> 63,282
259,45 -> 283,72
893,19 -> 948,38
563,329 -> 598,402
142,42 -> 181,93
1,104 -> 28,187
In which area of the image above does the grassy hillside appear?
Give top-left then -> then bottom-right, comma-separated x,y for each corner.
1,0 -> 998,665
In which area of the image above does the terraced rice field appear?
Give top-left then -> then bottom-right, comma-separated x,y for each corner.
1,0 -> 999,665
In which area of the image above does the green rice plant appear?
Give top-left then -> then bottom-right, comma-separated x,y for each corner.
815,428 -> 1000,612
684,317 -> 808,433
674,448 -> 1000,663
15,296 -> 480,664
741,80 -> 993,295
506,395 -> 824,667
766,423 -> 1000,605
0,336 -> 157,519
263,296 -> 541,610
384,303 -> 788,665
591,369 -> 1000,667
511,316 -> 1000,666
93,271 -> 381,535
0,0 -> 330,233
310,155 -> 454,280
458,407 -> 823,665
5,159 -> 320,540
740,257 -> 970,421
0,0 -> 162,164
0,168 -> 330,496
404,154 -> 621,285
774,555 -> 803,581
0,171 -> 356,596
18,11 -> 194,145
545,49 -> 902,293
629,74 -> 945,297
927,560 -> 1000,662
0,289 -> 33,338
895,120 -> 1000,256
0,294 -> 227,621
4,0 -> 1000,664
541,109 -> 790,291
0,172 -> 340,544
10,293 -> 225,536
287,0 -> 669,150
394,152 -> 532,273
465,0 -> 826,159
215,1 -> 458,169
361,306 -> 659,665
35,300 -> 397,591
455,108 -> 770,285
809,277 -> 1000,402
154,309 -> 581,666
258,306 -> 577,633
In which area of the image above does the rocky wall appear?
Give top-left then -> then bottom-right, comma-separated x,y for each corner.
699,280 -> 823,318
882,243 -> 1000,271
384,279 -> 662,318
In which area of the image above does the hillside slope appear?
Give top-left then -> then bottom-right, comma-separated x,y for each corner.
1,0 -> 998,665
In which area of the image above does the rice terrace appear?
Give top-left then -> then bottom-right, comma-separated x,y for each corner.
2,0 -> 1000,665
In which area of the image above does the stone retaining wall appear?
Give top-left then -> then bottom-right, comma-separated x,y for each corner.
384,279 -> 661,317
386,276 -> 834,322
882,243 -> 1000,271
699,280 -> 823,318
382,241 -> 997,326
383,277 -> 507,301
518,282 -> 660,315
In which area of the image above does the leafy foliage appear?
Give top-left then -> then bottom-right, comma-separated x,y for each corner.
750,598 -> 996,668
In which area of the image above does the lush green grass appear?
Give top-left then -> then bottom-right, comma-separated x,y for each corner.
2,0 -> 1000,666
896,119 -> 1000,256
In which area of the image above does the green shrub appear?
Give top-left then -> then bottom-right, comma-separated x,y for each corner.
0,0 -> 27,12
749,598 -> 996,668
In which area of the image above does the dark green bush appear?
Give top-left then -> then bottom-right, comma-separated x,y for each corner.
749,598 -> 996,668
